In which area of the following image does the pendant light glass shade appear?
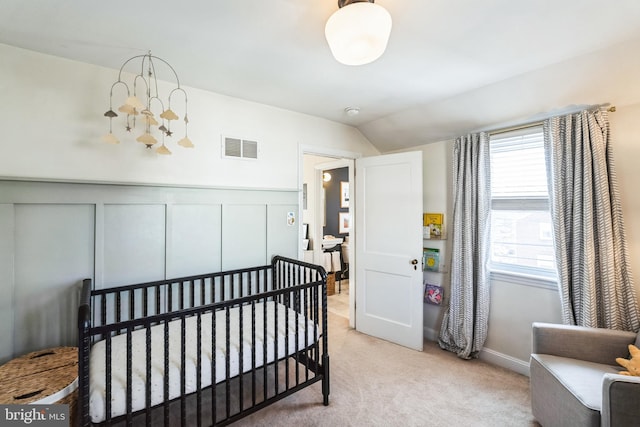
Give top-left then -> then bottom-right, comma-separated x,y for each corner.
325,1 -> 392,66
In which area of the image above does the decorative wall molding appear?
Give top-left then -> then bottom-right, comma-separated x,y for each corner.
0,180 -> 298,363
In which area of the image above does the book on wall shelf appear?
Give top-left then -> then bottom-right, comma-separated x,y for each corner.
424,283 -> 443,305
423,212 -> 444,239
423,247 -> 440,272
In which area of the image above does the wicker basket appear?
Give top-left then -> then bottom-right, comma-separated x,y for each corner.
0,346 -> 78,424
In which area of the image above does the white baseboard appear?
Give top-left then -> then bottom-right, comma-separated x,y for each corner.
423,326 -> 439,342
423,328 -> 530,377
479,347 -> 530,377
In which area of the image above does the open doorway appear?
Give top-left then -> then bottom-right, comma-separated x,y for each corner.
320,164 -> 350,319
301,152 -> 355,326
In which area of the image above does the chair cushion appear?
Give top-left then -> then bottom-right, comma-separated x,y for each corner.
533,354 -> 621,410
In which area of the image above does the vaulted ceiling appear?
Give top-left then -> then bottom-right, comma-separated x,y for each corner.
2,1 -> 640,152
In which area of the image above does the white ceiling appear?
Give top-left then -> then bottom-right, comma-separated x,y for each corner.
2,0 -> 640,152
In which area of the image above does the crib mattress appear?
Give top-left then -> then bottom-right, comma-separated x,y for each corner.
89,301 -> 317,423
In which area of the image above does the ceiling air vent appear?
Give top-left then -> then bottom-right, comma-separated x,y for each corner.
222,136 -> 258,160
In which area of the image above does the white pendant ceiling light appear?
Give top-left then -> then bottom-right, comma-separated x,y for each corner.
325,0 -> 392,66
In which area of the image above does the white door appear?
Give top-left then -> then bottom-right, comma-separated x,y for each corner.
355,151 -> 423,351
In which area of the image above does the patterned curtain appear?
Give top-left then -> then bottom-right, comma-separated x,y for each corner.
544,107 -> 640,331
438,133 -> 491,359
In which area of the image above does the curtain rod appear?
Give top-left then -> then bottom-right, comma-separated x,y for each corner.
487,104 -> 616,137
489,121 -> 543,136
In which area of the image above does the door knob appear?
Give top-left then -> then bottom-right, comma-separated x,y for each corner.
411,259 -> 419,270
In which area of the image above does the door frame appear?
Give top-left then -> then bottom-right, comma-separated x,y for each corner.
299,145 -> 359,328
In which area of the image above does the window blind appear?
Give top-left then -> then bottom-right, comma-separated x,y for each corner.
490,127 -> 547,199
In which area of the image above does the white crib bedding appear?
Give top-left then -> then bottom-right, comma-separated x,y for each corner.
89,301 -> 317,423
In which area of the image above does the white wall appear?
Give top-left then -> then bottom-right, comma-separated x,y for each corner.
404,103 -> 640,374
415,141 -> 452,340
0,43 -> 378,188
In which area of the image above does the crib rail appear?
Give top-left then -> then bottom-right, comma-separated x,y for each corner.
88,265 -> 273,333
78,256 -> 329,426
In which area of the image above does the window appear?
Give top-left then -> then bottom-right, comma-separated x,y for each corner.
489,126 -> 557,283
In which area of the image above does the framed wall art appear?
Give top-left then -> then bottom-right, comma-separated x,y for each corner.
340,181 -> 350,208
339,212 -> 350,234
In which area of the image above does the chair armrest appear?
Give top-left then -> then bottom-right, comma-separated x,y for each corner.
601,373 -> 640,427
532,322 -> 636,365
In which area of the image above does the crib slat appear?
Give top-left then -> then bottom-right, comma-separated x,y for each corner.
145,324 -> 152,427
101,294 -> 107,339
303,285 -> 310,382
190,279 -> 195,308
143,287 -> 148,318
163,320 -> 170,427
294,288 -> 300,387
105,334 -> 112,424
284,290 -> 290,392
179,281 -> 184,311
225,305 -> 231,419
116,291 -> 121,324
126,326 -> 133,426
246,271 -> 252,298
238,303 -> 244,413
196,312 -> 202,427
315,281 -> 321,366
155,284 -> 161,316
180,315 -> 186,426
211,308 -> 217,424
129,289 -> 134,322
251,301 -> 257,407
273,293 -> 279,398
262,296 -> 268,404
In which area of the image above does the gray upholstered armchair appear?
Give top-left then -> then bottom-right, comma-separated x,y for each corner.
530,322 -> 640,427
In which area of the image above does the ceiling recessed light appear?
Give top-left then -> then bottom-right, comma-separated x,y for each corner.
345,107 -> 360,117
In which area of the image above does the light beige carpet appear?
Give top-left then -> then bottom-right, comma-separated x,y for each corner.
327,280 -> 349,319
236,312 -> 540,427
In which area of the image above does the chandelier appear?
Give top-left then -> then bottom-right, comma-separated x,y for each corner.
325,0 -> 392,66
103,51 -> 194,155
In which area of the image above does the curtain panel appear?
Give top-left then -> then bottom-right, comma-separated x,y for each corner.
544,107 -> 640,331
438,133 -> 491,359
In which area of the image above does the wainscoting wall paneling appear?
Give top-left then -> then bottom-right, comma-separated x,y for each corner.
0,180 -> 299,363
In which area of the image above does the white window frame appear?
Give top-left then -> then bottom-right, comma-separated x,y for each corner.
488,125 -> 558,289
